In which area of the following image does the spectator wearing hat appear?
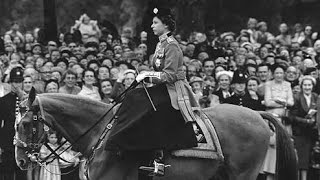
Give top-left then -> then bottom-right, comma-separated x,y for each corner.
213,70 -> 233,103
290,75 -> 318,180
78,68 -> 101,101
59,70 -> 81,95
225,70 -> 263,110
31,43 -> 42,58
51,66 -> 64,84
189,76 -> 204,103
110,69 -> 136,100
0,67 -> 27,180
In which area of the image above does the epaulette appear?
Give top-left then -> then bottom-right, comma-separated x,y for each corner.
166,36 -> 175,44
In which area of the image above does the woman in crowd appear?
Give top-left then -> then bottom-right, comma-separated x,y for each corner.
213,70 -> 233,103
110,69 -> 136,100
262,64 -> 294,180
78,68 -> 101,101
100,79 -> 113,104
44,79 -> 59,93
290,76 -> 318,180
265,64 -> 294,131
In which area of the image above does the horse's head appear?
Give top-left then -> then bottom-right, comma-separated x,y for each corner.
15,88 -> 48,170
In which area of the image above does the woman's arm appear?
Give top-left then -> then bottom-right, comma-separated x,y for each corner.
286,83 -> 294,107
264,82 -> 283,108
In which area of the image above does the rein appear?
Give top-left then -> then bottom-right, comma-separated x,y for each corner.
17,81 -> 140,177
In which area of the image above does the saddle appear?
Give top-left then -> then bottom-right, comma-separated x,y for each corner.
173,81 -> 224,160
171,108 -> 224,160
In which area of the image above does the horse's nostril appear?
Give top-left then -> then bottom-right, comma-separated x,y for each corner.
19,159 -> 26,166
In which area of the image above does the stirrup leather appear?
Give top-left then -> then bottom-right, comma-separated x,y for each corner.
139,160 -> 169,176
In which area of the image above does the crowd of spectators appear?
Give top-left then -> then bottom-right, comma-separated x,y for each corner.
1,13 -> 320,180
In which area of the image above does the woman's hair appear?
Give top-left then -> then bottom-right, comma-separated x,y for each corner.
246,76 -> 260,86
44,79 -> 60,91
154,9 -> 176,32
82,68 -> 97,81
270,63 -> 287,74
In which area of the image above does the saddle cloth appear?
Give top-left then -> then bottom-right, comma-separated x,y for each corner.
171,108 -> 224,160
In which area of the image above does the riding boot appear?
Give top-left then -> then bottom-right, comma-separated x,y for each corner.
139,150 -> 166,176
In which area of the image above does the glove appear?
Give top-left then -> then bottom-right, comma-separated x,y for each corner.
136,73 -> 146,82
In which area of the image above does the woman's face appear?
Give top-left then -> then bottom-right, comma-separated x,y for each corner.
218,75 -> 230,90
23,77 -> 33,92
102,59 -> 113,68
110,68 -> 119,79
273,67 -> 284,82
46,82 -> 58,93
247,79 -> 258,92
51,72 -> 62,82
98,67 -> 110,80
83,71 -> 95,85
57,62 -> 67,72
123,73 -> 135,88
191,82 -> 202,94
302,79 -> 313,95
35,58 -> 44,69
151,17 -> 167,36
32,46 -> 41,55
101,81 -> 112,95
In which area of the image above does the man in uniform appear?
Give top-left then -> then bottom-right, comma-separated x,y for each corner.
0,67 -> 27,180
225,70 -> 264,111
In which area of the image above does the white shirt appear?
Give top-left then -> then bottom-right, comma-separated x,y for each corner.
78,85 -> 101,101
304,94 -> 311,108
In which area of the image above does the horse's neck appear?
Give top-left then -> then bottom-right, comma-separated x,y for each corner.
48,102 -> 113,156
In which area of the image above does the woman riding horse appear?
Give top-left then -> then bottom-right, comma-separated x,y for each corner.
105,7 -> 199,176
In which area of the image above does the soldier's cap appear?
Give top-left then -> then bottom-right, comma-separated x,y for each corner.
231,70 -> 248,84
9,66 -> 24,82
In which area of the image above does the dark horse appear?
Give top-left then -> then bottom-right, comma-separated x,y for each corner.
15,91 -> 297,180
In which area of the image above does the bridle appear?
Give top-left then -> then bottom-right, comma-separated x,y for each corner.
15,81 -> 140,178
15,100 -> 50,169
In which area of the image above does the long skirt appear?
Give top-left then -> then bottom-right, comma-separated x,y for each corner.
105,84 -> 197,151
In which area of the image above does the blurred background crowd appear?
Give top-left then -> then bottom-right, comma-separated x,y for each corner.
2,1 -> 320,180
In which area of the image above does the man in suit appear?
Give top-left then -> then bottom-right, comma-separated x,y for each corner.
0,67 -> 27,180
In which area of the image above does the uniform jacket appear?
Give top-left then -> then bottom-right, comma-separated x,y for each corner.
0,92 -> 18,150
224,91 -> 265,111
291,92 -> 318,136
151,33 -> 198,122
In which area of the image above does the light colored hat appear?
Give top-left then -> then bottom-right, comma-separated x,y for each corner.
189,76 -> 203,85
299,75 -> 316,86
216,70 -> 233,80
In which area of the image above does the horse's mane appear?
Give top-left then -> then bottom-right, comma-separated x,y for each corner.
36,93 -> 111,127
37,93 -> 109,108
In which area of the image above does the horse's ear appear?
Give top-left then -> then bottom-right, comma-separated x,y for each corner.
28,87 -> 36,105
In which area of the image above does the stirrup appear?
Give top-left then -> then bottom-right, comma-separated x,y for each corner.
139,160 -> 168,177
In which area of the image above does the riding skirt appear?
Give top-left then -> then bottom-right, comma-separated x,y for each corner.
105,83 -> 197,151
